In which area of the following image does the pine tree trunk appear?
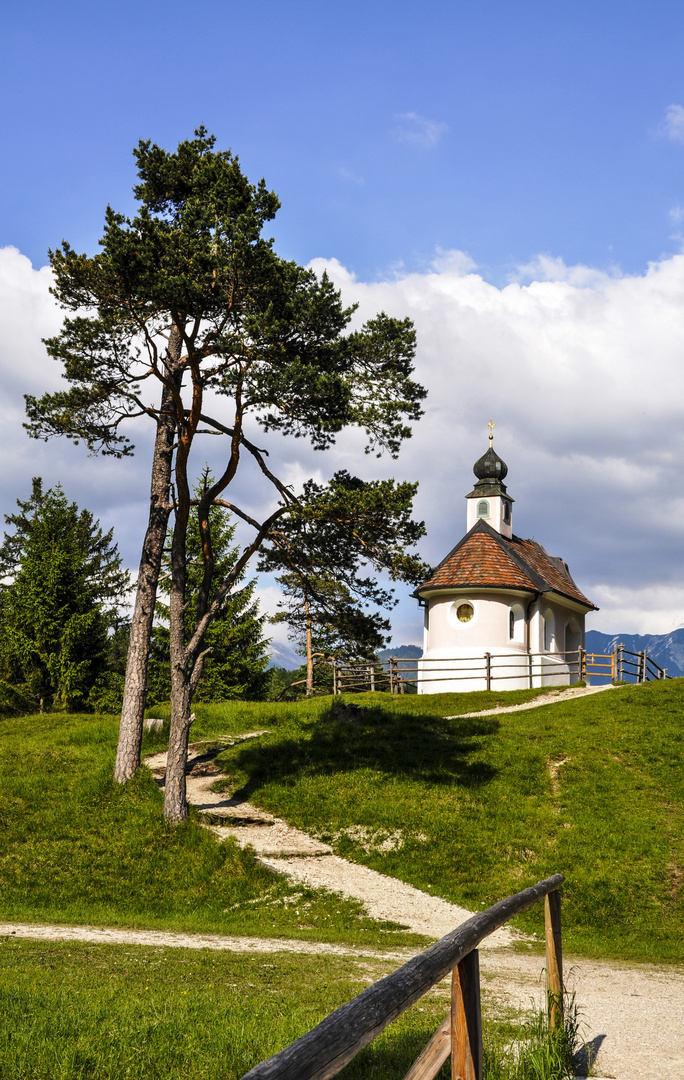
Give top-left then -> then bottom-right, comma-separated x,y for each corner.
113,329 -> 182,784
305,597 -> 314,696
163,667 -> 193,822
163,408 -> 194,823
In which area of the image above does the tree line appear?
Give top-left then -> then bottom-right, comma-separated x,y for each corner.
18,127 -> 429,822
0,476 -> 272,715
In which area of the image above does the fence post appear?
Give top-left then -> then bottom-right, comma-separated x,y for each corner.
619,642 -> 624,682
544,890 -> 563,1032
389,658 -> 395,695
484,652 -> 491,692
578,646 -> 585,684
641,649 -> 647,682
451,949 -> 482,1080
612,644 -> 618,682
369,666 -> 375,692
528,652 -> 533,689
331,659 -> 338,696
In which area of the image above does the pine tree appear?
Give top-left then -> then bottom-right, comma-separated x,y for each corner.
261,471 -> 429,695
0,480 -> 128,711
26,128 -> 427,818
147,472 -> 271,705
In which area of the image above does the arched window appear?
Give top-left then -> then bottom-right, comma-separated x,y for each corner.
510,603 -> 524,642
477,500 -> 490,518
503,499 -> 511,524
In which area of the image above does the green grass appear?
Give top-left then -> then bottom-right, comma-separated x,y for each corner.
3,680 -> 683,963
191,681 -> 684,964
0,938 -> 580,1080
0,711 -> 422,947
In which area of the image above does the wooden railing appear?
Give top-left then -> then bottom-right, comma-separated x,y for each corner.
239,874 -> 565,1080
332,645 -> 670,694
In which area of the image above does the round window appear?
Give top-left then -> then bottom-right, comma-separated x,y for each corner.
457,603 -> 474,623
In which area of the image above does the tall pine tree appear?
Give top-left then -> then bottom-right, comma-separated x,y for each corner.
0,480 -> 128,711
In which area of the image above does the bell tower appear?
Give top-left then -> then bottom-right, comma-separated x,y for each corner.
465,421 -> 514,538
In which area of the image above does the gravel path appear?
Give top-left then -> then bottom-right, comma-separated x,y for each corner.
452,682 -> 619,719
145,742 -> 514,946
0,921 -> 407,960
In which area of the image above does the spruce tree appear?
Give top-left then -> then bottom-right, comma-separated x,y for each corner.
0,480 -> 128,711
147,472 -> 271,704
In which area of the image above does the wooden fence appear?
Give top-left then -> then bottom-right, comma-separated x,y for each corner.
239,874 -> 565,1080
332,644 -> 669,694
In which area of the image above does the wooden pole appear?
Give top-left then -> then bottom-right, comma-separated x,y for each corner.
528,651 -> 533,689
331,659 -> 338,696
451,950 -> 482,1080
484,653 -> 491,692
370,666 -> 376,692
544,889 -> 563,1031
402,1013 -> 450,1080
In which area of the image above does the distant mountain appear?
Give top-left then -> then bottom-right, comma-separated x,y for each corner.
586,629 -> 684,678
266,641 -> 302,671
267,642 -> 424,672
377,645 -> 422,660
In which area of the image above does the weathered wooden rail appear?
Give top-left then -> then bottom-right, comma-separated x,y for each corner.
239,874 -> 565,1080
332,644 -> 670,694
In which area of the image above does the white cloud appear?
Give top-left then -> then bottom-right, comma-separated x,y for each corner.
669,204 -> 684,225
394,112 -> 448,148
431,248 -> 478,275
6,244 -> 684,642
587,584 -> 684,636
659,103 -> 684,144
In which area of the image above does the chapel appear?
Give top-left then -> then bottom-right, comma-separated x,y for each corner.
414,427 -> 596,693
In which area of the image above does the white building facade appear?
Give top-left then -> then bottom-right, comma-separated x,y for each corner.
415,439 -> 596,693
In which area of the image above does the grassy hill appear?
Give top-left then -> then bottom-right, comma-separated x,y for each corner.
197,681 -> 684,964
2,681 -> 683,963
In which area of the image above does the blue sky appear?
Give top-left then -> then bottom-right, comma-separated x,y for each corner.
4,0 -> 684,279
3,0 -> 684,648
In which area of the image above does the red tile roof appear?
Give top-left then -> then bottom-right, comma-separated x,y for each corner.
415,520 -> 596,609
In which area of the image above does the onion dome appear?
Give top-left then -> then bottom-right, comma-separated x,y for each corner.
467,444 -> 509,498
473,446 -> 508,484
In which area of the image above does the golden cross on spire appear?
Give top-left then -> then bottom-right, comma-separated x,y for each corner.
487,419 -> 495,446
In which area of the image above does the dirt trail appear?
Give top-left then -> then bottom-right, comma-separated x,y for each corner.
0,921 -> 407,960
145,740 -> 514,946
452,681 -> 619,719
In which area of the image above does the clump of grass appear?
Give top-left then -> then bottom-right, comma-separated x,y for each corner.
483,994 -> 583,1080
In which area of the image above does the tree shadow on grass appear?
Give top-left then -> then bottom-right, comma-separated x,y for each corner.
227,704 -> 500,800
